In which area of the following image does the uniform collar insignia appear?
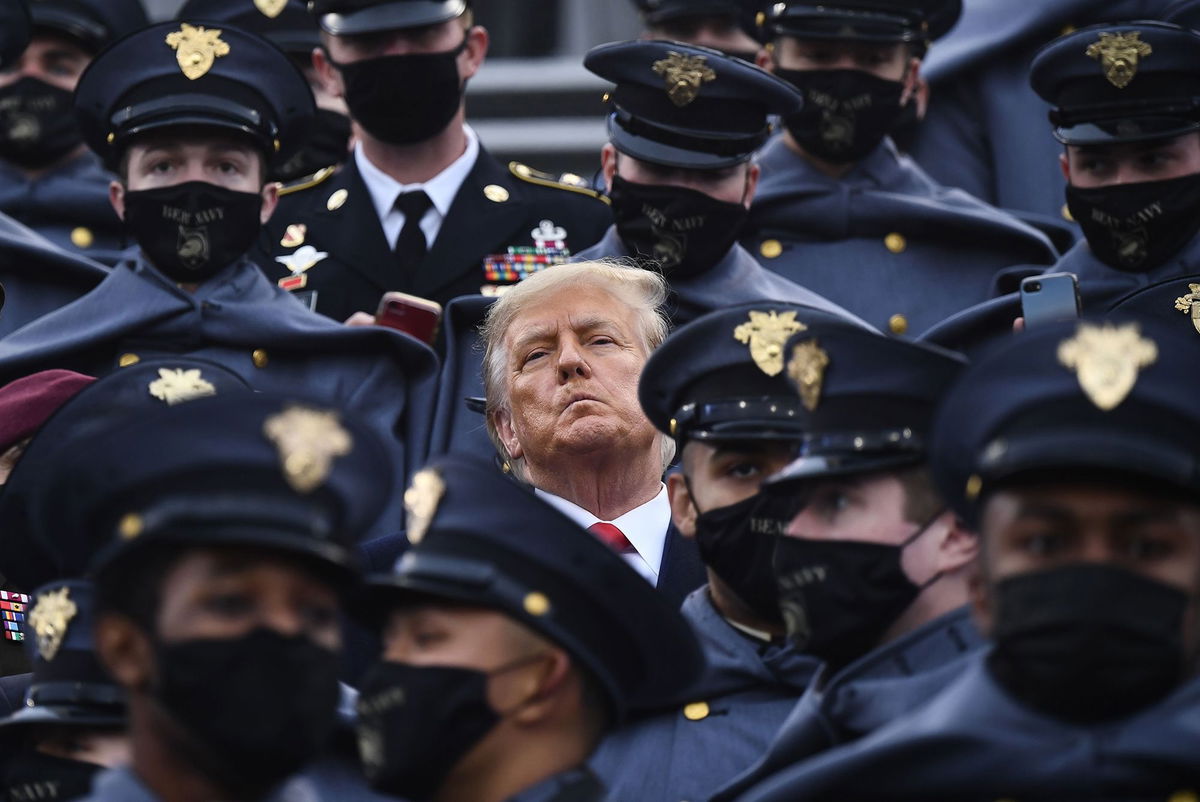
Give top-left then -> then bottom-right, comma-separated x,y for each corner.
787,339 -> 831,412
1086,31 -> 1152,89
166,23 -> 231,81
254,0 -> 287,18
148,368 -> 217,406
652,51 -> 717,107
404,469 -> 445,545
263,405 -> 353,493
733,310 -> 807,376
1174,283 -> 1200,335
1057,322 -> 1158,410
28,587 -> 77,662
275,245 -> 329,274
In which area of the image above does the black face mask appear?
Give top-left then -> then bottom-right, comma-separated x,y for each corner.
0,77 -> 83,170
774,509 -> 945,668
271,109 -> 351,183
690,485 -> 800,625
122,181 -> 264,283
610,174 -> 749,279
335,39 -> 466,146
152,628 -> 341,792
776,68 -> 907,164
356,656 -> 543,800
1066,172 -> 1200,272
3,748 -> 102,802
987,563 -> 1190,725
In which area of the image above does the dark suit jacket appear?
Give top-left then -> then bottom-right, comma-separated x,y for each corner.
254,148 -> 612,322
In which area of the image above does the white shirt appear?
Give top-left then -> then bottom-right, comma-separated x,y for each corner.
355,124 -> 480,250
536,485 -> 670,586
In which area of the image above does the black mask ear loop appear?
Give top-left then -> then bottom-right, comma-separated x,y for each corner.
899,505 -> 950,591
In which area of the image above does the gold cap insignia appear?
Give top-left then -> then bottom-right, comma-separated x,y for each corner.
733,310 -> 808,376
1057,322 -> 1158,411
787,339 -> 831,412
1175,283 -> 1200,335
254,0 -> 287,17
263,405 -> 353,493
166,23 -> 231,81
404,468 -> 445,545
28,587 -> 77,662
148,368 -> 217,406
1086,31 -> 1152,89
652,51 -> 717,107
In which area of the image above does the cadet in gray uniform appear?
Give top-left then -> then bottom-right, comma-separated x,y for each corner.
733,317 -> 1200,801
589,302 -> 841,802
746,0 -> 1060,337
0,19 -> 439,508
712,319 -> 982,801
0,581 -> 127,802
926,19 -> 1200,353
61,394 -> 393,802
0,0 -> 146,264
909,0 -> 1166,226
0,0 -> 109,338
353,453 -> 704,802
578,38 -> 864,328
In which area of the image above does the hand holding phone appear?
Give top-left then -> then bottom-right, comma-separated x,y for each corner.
1020,272 -> 1080,328
374,292 -> 443,345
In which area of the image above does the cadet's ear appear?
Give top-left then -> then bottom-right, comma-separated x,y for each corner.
94,612 -> 155,693
507,648 -> 573,727
667,471 -> 698,538
742,162 -> 760,208
933,513 -> 979,576
260,179 -> 280,225
459,25 -> 489,82
109,180 -> 126,221
1059,151 -> 1071,182
756,43 -> 774,71
600,144 -> 618,194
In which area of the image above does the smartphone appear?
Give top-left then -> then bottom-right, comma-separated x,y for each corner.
1020,272 -> 1080,328
375,292 -> 443,345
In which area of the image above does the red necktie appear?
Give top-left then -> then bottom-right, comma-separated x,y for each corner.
589,522 -> 635,555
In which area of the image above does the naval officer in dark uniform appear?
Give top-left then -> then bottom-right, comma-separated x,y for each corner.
0,0 -> 146,264
926,19 -> 1200,353
745,0 -> 1061,337
353,453 -> 704,802
254,0 -> 613,321
732,316 -> 1200,800
0,20 -> 439,514
578,38 -> 864,328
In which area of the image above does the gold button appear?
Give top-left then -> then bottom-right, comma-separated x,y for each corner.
106,132 -> 115,144
669,418 -> 677,438
1061,203 -> 1075,222
683,701 -> 710,721
755,10 -> 765,26
118,353 -> 140,367
1061,23 -> 1076,35
889,314 -> 909,335
70,227 -> 94,249
252,349 -> 269,369
118,513 -> 143,540
273,138 -> 281,153
326,188 -> 348,211
523,592 -> 551,617
760,239 -> 783,259
513,163 -> 531,177
965,474 -> 983,501
483,184 -> 510,203
1168,792 -> 1199,802
884,232 -> 906,253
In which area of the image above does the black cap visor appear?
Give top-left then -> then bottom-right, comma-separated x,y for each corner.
1053,115 -> 1200,146
608,113 -> 758,169
30,5 -> 108,51
767,427 -> 926,490
769,7 -> 925,43
318,0 -> 466,35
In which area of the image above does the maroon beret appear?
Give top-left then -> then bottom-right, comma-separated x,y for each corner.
0,370 -> 96,452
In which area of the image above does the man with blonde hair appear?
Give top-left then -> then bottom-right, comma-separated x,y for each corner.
481,261 -> 704,606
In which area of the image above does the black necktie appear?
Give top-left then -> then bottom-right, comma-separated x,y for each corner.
393,190 -> 432,272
